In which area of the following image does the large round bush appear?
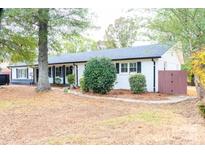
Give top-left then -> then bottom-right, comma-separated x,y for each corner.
84,58 -> 117,94
129,73 -> 146,94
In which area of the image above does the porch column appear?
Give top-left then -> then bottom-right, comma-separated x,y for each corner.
33,68 -> 35,84
52,65 -> 55,84
75,65 -> 78,86
62,65 -> 66,85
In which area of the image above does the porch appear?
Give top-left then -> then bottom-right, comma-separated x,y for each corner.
34,64 -> 78,86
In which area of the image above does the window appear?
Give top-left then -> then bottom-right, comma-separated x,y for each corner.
121,63 -> 128,73
129,63 -> 137,72
137,62 -> 141,73
48,67 -> 52,78
66,66 -> 73,76
115,63 -> 119,74
56,67 -> 62,77
16,68 -> 28,79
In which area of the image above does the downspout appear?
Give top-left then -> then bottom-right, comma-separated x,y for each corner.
152,58 -> 156,92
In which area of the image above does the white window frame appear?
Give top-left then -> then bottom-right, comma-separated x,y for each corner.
129,62 -> 137,73
120,63 -> 128,73
16,68 -> 28,79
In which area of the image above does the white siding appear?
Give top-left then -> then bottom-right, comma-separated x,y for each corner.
48,77 -> 53,84
28,68 -> 33,79
157,46 -> 181,71
113,59 -> 154,92
12,67 -> 17,79
11,67 -> 33,80
76,59 -> 155,92
77,63 -> 85,85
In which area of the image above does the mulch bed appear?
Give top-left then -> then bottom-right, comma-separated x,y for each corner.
73,89 -> 171,100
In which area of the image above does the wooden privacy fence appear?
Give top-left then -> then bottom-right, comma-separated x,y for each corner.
158,70 -> 187,95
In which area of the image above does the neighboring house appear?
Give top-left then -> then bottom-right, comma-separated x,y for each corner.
0,62 -> 10,75
8,44 -> 183,92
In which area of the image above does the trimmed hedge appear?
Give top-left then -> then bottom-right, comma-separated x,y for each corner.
84,58 -> 117,94
129,73 -> 146,94
67,74 -> 75,86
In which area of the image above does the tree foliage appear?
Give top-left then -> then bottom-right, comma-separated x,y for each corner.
192,51 -> 205,87
0,8 -> 4,30
0,9 -> 37,63
60,34 -> 97,54
181,59 -> 195,86
104,17 -> 140,48
1,8 -> 92,56
148,9 -> 205,56
0,8 -> 92,91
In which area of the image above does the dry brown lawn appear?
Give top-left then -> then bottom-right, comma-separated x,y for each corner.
0,85 -> 204,144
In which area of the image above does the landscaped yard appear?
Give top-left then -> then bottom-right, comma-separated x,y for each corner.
0,85 -> 205,144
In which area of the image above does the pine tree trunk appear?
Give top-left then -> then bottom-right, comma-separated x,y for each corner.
37,9 -> 50,92
194,75 -> 205,102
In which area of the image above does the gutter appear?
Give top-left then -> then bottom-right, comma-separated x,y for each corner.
152,58 -> 156,92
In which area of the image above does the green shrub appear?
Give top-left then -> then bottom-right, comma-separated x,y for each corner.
129,73 -> 146,94
55,76 -> 62,85
198,102 -> 205,118
67,74 -> 75,86
84,58 -> 117,94
80,77 -> 89,92
64,88 -> 70,94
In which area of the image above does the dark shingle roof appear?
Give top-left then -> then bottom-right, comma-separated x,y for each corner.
10,44 -> 170,67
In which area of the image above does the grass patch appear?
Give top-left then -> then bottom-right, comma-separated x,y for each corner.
47,135 -> 86,144
101,111 -> 177,127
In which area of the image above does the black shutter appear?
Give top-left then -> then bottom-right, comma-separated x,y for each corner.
16,69 -> 18,78
137,62 -> 141,73
52,66 -> 55,84
48,67 -> 52,78
116,63 -> 119,74
62,65 -> 65,85
27,68 -> 29,79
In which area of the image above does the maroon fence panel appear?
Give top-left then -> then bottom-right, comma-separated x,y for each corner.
158,70 -> 187,95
